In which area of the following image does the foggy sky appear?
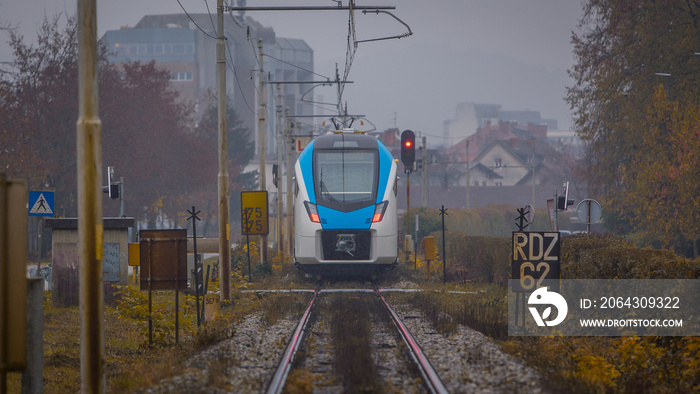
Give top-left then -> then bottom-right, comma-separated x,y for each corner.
0,0 -> 583,141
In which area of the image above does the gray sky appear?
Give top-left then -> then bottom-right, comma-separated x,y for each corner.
1,0 -> 583,140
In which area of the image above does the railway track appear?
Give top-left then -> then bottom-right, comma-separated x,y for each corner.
265,288 -> 448,394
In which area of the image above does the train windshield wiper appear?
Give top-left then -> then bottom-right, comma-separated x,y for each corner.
320,180 -> 337,202
319,170 -> 337,202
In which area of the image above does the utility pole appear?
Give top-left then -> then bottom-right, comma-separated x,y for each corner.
422,136 -> 427,208
77,0 -> 104,391
465,140 -> 470,209
257,38 -> 268,264
531,148 -> 536,208
400,130 -> 415,264
285,109 -> 294,256
119,177 -> 124,217
406,169 -> 410,231
276,84 -> 283,253
216,0 -> 231,301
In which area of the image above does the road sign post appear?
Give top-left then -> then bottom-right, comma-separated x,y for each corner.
241,191 -> 269,236
241,191 -> 269,282
1,174 -> 29,382
28,191 -> 54,217
576,199 -> 602,235
28,191 -> 55,274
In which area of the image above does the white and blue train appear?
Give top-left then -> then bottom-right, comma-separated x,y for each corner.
293,130 -> 398,276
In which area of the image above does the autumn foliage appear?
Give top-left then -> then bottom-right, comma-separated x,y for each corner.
567,0 -> 700,255
0,14 -> 253,226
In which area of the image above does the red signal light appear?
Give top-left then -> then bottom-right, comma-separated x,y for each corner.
400,130 -> 416,169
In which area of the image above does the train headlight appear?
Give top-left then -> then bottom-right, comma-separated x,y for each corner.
304,201 -> 321,223
372,201 -> 389,223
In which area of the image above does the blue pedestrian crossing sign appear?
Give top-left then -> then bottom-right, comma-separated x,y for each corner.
29,191 -> 54,217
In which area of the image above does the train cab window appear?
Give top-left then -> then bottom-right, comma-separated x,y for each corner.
314,150 -> 378,209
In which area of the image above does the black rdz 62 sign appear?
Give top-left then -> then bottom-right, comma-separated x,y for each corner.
512,232 -> 560,292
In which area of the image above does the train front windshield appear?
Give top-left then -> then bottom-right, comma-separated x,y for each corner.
314,150 -> 378,206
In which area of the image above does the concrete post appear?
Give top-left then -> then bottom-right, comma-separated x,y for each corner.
258,39 -> 268,264
465,140 -> 470,209
21,278 -> 43,394
285,110 -> 294,256
276,84 -> 283,253
77,0 -> 105,390
422,136 -> 427,208
216,0 -> 231,301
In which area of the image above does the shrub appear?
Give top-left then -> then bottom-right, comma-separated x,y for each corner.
114,285 -> 197,347
435,233 -> 510,285
561,234 -> 700,279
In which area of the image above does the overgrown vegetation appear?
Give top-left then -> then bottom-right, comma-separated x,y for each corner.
567,0 -> 700,256
561,234 -> 700,279
402,233 -> 700,392
4,250 -> 313,393
390,285 -> 508,339
327,293 -> 381,392
402,205 -> 565,240
230,241 -> 309,289
6,236 -> 699,392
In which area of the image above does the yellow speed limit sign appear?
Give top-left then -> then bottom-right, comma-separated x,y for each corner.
241,191 -> 269,235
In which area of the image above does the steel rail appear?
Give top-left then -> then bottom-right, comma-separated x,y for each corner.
376,290 -> 449,394
266,290 -> 317,394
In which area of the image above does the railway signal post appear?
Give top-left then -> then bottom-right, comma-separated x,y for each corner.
401,130 -> 415,263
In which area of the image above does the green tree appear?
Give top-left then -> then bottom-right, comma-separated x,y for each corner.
567,0 -> 700,255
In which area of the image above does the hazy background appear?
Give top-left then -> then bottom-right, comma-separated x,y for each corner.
0,0 -> 583,139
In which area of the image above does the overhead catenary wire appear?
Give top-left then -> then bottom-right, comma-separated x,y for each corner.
217,1 -> 411,127
200,0 -> 256,115
189,1 -> 411,131
337,0 -> 358,115
245,36 -> 278,140
177,1 -> 256,124
263,53 -> 330,80
225,36 -> 256,114
177,0 -> 256,114
176,0 -> 217,40
227,9 -> 246,29
203,0 -> 218,33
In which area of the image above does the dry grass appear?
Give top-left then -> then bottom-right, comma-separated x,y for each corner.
391,238 -> 700,393
6,239 -> 699,393
326,293 -> 381,392
4,280 -> 303,393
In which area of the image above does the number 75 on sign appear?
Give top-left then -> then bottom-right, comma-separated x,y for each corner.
240,191 -> 268,235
